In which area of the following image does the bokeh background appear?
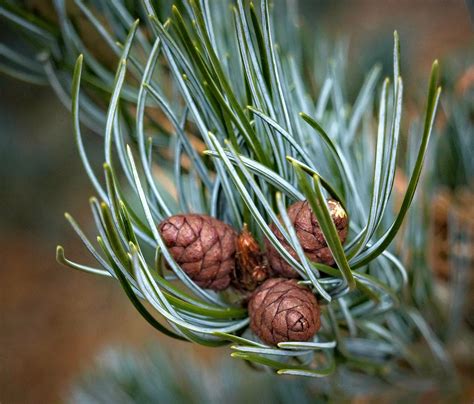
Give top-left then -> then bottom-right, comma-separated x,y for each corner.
1,1 -> 472,403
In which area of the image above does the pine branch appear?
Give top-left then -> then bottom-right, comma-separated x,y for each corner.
1,0 -> 458,386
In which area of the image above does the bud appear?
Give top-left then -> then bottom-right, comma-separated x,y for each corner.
159,214 -> 237,291
248,278 -> 320,346
265,199 -> 348,278
232,224 -> 269,292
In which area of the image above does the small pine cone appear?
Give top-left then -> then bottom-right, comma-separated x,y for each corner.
159,214 -> 237,291
232,224 -> 269,292
248,278 -> 320,346
265,199 -> 348,278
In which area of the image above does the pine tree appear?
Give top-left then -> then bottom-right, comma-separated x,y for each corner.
1,0 -> 458,390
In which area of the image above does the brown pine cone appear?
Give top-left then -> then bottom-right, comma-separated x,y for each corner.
232,224 -> 269,292
265,199 -> 348,278
159,214 -> 237,291
248,278 -> 321,346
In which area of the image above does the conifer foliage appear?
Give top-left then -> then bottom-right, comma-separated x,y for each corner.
0,0 -> 452,382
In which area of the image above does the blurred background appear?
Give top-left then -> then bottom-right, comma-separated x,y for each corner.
0,1 -> 472,403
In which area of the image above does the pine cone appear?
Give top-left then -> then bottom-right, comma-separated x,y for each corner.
159,214 -> 237,291
265,199 -> 348,278
232,224 -> 269,292
248,278 -> 320,346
